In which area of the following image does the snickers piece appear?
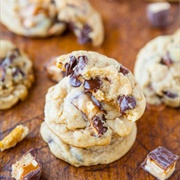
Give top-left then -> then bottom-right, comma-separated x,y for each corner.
12,149 -> 42,180
141,146 -> 178,180
147,2 -> 171,28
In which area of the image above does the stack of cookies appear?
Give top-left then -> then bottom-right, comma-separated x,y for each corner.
40,51 -> 146,167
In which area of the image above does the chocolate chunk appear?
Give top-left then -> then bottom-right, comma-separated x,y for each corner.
78,24 -> 92,44
84,78 -> 101,92
75,56 -> 88,74
148,146 -> 178,170
161,52 -> 173,66
119,66 -> 129,75
1,48 -> 20,67
70,74 -> 82,87
163,91 -> 177,98
117,95 -> 137,114
92,115 -> 107,137
147,2 -> 171,28
12,149 -> 42,180
65,55 -> 88,87
65,55 -> 77,76
90,94 -> 104,111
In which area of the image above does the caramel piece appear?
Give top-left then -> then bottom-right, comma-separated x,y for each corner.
0,125 -> 29,151
141,146 -> 178,180
12,149 -> 42,180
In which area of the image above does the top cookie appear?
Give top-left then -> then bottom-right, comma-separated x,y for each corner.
0,40 -> 34,110
0,0 -> 104,46
44,51 -> 146,148
134,29 -> 180,108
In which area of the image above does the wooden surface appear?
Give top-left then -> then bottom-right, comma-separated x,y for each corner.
0,0 -> 180,179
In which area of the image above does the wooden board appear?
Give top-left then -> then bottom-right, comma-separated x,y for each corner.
0,0 -> 180,179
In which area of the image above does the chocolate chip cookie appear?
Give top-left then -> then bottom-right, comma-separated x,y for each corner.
0,0 -> 104,46
0,40 -> 34,110
40,51 -> 146,166
134,29 -> 180,108
45,57 -> 65,82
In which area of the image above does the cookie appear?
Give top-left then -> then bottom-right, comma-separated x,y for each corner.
40,122 -> 137,167
0,0 -> 104,46
45,57 -> 65,82
134,29 -> 180,108
0,40 -> 34,110
40,51 -> 146,166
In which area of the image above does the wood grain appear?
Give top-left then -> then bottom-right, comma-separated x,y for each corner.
0,0 -> 180,179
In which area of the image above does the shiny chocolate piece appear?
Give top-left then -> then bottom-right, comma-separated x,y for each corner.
70,74 -> 82,87
90,94 -> 104,111
147,2 -> 171,28
65,55 -> 88,87
117,95 -> 136,114
65,55 -> 77,76
92,115 -> 107,137
141,146 -> 178,180
12,149 -> 42,180
74,55 -> 88,75
163,91 -> 177,98
119,66 -> 129,75
84,78 -> 101,92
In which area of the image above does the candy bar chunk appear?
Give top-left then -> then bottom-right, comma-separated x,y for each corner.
141,146 -> 178,180
147,2 -> 171,28
12,149 -> 42,180
0,125 -> 29,151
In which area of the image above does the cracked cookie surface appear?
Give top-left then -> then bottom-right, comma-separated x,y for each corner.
0,40 -> 34,109
134,29 -> 180,108
0,0 -> 104,46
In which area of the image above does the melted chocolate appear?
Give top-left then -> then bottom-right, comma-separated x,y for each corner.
117,95 -> 136,114
65,55 -> 77,76
119,66 -> 129,75
84,78 -> 101,92
92,115 -> 107,137
74,56 -> 88,75
78,24 -> 92,44
65,55 -> 88,87
90,94 -> 104,111
148,146 -> 178,170
70,75 -> 82,87
163,91 -> 177,98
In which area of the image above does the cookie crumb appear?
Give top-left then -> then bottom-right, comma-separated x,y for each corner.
0,125 -> 29,151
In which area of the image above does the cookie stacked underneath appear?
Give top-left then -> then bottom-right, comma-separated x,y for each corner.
40,51 -> 146,167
